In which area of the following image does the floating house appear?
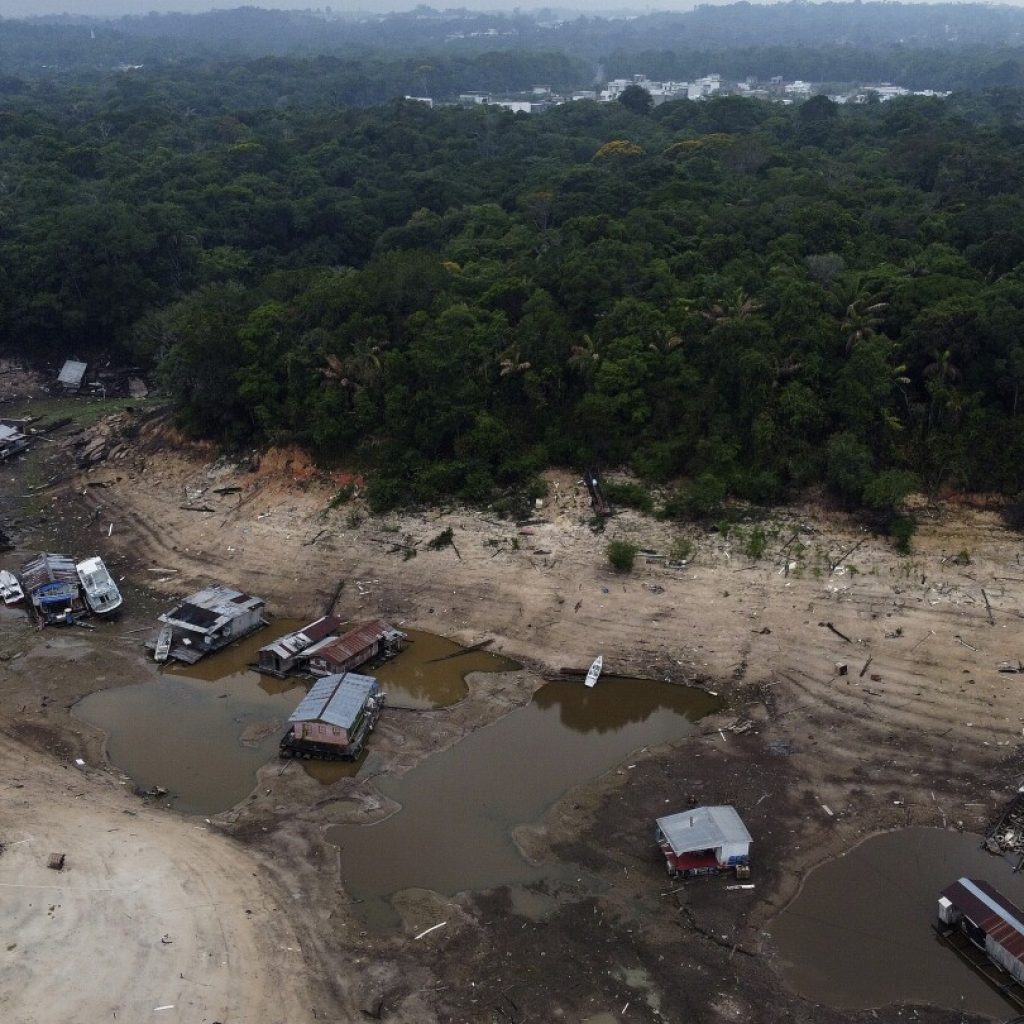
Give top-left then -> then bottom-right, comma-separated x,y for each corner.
279,672 -> 385,761
0,422 -> 29,462
154,585 -> 265,664
656,805 -> 752,877
56,360 -> 87,394
301,619 -> 406,677
76,557 -> 123,616
938,877 -> 1024,990
21,553 -> 85,625
257,614 -> 343,676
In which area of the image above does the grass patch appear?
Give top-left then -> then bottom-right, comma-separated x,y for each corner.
607,539 -> 639,573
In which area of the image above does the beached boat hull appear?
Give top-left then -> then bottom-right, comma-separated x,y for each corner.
0,570 -> 24,605
76,557 -> 123,616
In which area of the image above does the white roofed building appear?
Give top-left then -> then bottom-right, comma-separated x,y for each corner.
656,805 -> 752,876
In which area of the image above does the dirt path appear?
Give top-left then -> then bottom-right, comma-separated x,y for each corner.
0,735 -> 317,1024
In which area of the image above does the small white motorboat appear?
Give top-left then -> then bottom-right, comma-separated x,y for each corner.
585,655 -> 603,688
154,624 -> 172,663
0,569 -> 24,605
76,556 -> 123,615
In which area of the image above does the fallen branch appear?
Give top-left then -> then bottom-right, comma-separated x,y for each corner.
179,504 -> 215,513
824,621 -> 853,644
859,656 -> 873,678
829,537 -> 866,573
982,588 -> 995,626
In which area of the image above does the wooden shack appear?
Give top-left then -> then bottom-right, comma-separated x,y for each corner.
20,552 -> 85,625
153,585 -> 265,664
656,805 -> 752,878
279,672 -> 385,761
257,614 -> 343,676
301,619 -> 406,677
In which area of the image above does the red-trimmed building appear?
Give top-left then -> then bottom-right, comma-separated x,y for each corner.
939,877 -> 1024,986
656,805 -> 752,877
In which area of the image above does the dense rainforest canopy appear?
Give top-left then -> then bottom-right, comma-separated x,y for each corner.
5,13 -> 1024,514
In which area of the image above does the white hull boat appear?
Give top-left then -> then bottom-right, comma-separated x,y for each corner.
76,556 -> 123,615
585,655 -> 603,688
154,624 -> 172,663
0,570 -> 24,605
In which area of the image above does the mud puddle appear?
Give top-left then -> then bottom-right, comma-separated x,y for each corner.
328,677 -> 717,926
370,629 -> 519,709
770,827 -> 1024,1018
73,622 -> 313,814
72,625 -> 505,812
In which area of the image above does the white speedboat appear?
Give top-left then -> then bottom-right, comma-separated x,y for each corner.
0,570 -> 24,605
76,556 -> 123,615
585,655 -> 603,688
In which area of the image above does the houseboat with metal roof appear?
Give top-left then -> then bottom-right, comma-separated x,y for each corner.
21,553 -> 85,625
279,672 -> 385,761
148,584 -> 265,664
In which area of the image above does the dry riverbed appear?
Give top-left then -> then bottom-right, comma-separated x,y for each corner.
2,384 -> 1023,1022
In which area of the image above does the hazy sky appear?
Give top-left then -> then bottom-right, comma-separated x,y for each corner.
0,0 -> 705,17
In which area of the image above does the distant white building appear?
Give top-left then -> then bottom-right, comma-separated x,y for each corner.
687,74 -> 721,101
491,100 -> 532,114
404,96 -> 433,108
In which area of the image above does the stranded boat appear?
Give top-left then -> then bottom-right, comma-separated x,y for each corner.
153,624 -> 172,663
0,570 -> 24,605
585,655 -> 603,688
76,556 -> 123,615
280,672 -> 385,762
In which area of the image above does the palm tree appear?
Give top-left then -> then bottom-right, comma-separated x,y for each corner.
568,334 -> 601,377
924,347 -> 962,386
319,353 -> 351,390
702,288 -> 763,324
840,295 -> 888,353
499,345 -> 531,378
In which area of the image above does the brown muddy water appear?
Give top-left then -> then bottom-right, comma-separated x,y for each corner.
71,625 -> 519,814
327,677 -> 718,926
770,827 -> 1024,1018
370,628 -> 519,709
74,623 -> 308,815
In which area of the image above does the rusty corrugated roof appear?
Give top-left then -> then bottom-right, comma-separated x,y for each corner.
304,619 -> 393,666
943,877 -> 1024,963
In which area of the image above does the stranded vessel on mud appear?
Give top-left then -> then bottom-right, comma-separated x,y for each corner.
279,671 -> 385,761
0,569 -> 23,605
147,585 -> 266,664
76,557 -> 122,615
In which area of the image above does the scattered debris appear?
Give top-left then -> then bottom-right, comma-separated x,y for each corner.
823,621 -> 853,644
